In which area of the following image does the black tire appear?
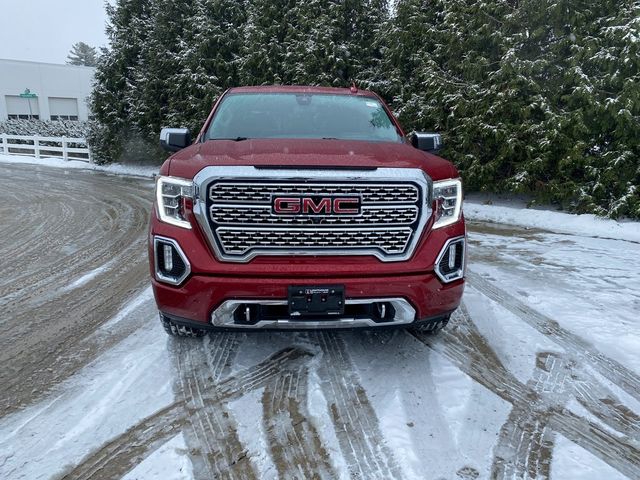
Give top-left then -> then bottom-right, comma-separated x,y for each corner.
160,314 -> 207,338
409,314 -> 450,335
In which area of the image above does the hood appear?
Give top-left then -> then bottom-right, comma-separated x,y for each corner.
167,138 -> 458,181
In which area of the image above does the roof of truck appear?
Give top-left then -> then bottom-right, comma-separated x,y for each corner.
227,85 -> 378,97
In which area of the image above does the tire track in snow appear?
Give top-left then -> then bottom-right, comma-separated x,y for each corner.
411,304 -> 640,479
467,270 -> 640,403
548,409 -> 640,479
175,333 -> 257,480
430,304 -> 529,406
59,347 -> 312,480
465,270 -> 640,445
572,375 -> 640,439
415,305 -> 556,479
262,363 -> 335,479
57,401 -> 186,480
491,352 -> 572,480
316,332 -> 403,480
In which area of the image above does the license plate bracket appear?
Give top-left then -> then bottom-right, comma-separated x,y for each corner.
288,285 -> 345,316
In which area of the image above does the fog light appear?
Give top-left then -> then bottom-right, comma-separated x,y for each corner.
163,244 -> 174,272
448,243 -> 457,270
154,236 -> 191,285
435,236 -> 465,283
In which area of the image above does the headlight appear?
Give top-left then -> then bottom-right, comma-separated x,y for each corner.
432,178 -> 463,229
155,176 -> 193,229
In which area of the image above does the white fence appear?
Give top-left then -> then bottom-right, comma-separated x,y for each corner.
0,134 -> 91,163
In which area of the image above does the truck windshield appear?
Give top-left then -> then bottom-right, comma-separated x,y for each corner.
205,93 -> 402,143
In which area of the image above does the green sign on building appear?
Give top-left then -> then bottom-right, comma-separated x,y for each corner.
19,88 -> 37,98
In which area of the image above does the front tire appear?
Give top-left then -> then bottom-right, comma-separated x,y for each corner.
409,314 -> 450,335
160,314 -> 207,338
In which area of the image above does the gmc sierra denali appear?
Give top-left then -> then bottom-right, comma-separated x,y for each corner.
149,85 -> 465,337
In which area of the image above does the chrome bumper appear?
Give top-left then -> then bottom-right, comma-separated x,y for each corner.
210,298 -> 416,329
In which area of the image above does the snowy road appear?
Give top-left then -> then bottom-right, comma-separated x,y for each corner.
0,163 -> 154,416
0,163 -> 639,480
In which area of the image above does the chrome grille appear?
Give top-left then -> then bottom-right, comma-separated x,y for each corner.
193,167 -> 432,262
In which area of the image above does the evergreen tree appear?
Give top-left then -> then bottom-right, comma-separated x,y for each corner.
339,0 -> 389,86
238,0 -> 388,87
86,0 -> 639,218
474,0 -> 640,217
88,0 -> 155,163
129,0 -> 199,138
526,0 -> 640,217
239,0 -> 299,85
383,0 -> 512,181
168,0 -> 247,131
67,42 -> 99,66
383,0 -> 639,218
280,0 -> 346,85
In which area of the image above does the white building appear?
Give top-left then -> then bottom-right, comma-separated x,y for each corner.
0,59 -> 95,122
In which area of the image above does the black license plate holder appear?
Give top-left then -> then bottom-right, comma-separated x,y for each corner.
288,285 -> 345,316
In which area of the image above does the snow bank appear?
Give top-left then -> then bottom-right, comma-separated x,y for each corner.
0,153 -> 159,178
465,201 -> 640,243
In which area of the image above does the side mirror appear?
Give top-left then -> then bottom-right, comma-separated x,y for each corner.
160,128 -> 191,152
410,132 -> 442,153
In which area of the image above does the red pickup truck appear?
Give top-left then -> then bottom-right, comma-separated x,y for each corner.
149,86 -> 465,337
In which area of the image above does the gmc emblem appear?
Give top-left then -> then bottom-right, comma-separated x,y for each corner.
272,195 -> 361,215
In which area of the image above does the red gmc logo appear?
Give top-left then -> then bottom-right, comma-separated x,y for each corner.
272,196 -> 361,215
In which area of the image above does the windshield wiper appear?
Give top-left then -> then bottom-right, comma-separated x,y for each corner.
208,137 -> 249,142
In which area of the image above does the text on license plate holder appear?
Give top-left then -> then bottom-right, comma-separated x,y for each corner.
288,285 -> 345,316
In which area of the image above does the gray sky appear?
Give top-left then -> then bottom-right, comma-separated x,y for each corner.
0,0 -> 109,64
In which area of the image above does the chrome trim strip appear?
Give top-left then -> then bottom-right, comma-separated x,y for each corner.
210,297 -> 416,329
153,236 -> 191,285
209,204 -> 419,226
193,166 -> 432,263
209,182 -> 420,204
434,235 -> 465,283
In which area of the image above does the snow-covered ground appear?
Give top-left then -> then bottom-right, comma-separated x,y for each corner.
0,153 -> 159,178
0,159 -> 638,479
465,199 -> 640,243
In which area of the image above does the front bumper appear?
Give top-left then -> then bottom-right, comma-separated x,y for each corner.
151,272 -> 464,330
